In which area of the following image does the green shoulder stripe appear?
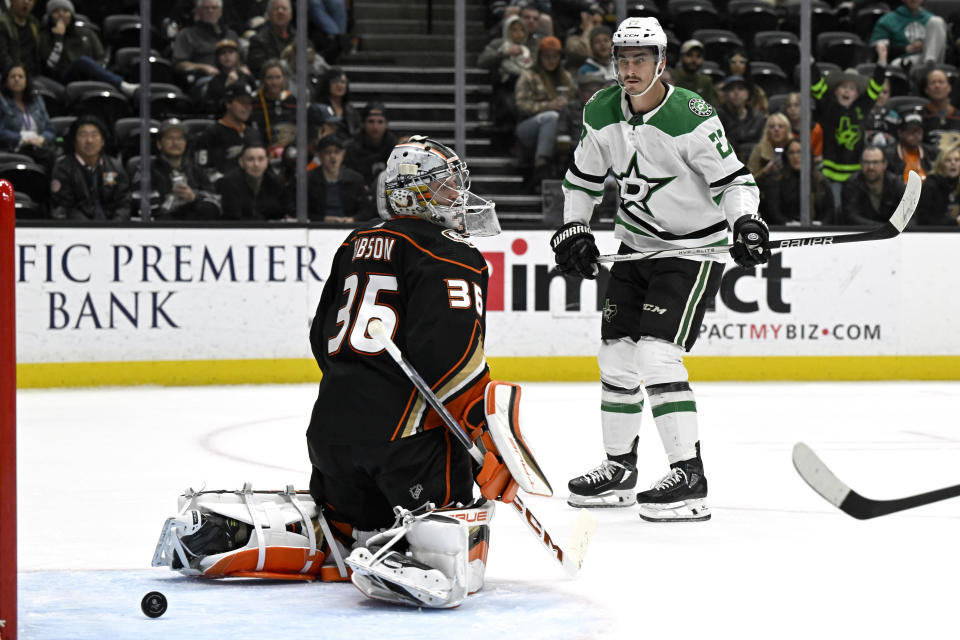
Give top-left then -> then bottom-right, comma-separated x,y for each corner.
583,84 -> 625,131
645,86 -> 717,137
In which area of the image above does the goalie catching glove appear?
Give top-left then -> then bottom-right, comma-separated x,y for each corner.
730,213 -> 770,267
551,222 -> 599,279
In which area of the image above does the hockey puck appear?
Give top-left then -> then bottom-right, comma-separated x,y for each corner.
141,591 -> 167,618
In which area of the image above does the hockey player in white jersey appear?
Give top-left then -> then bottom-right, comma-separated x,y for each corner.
550,17 -> 768,522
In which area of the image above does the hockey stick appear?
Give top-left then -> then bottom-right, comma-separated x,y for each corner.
792,442 -> 960,519
367,319 -> 596,576
596,170 -> 921,263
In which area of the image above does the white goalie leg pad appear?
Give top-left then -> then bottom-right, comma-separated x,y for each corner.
433,499 -> 495,594
346,507 -> 472,609
152,483 -> 327,580
598,337 -> 645,456
483,381 -> 552,496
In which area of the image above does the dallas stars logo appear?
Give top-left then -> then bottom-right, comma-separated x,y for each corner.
615,153 -> 675,218
603,299 -> 618,323
689,97 -> 713,117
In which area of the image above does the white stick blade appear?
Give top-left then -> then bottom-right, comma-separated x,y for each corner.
791,442 -> 852,508
561,509 -> 597,577
890,170 -> 922,232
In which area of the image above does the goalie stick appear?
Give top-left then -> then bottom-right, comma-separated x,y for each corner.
596,170 -> 921,264
367,319 -> 596,577
792,442 -> 960,519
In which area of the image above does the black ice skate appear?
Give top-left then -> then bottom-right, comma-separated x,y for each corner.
636,457 -> 710,522
567,453 -> 638,508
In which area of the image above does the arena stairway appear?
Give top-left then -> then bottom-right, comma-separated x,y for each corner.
341,0 -> 545,224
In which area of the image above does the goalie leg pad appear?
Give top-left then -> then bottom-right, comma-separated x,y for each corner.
346,507 -> 472,608
484,381 -> 552,497
433,499 -> 494,594
152,483 -> 330,580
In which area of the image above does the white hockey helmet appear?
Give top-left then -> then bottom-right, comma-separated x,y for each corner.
611,17 -> 668,97
377,136 -> 500,237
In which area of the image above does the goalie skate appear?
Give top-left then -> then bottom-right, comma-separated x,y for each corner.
636,462 -> 711,522
567,460 -> 638,508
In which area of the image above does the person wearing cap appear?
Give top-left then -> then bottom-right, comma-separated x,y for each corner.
514,35 -> 575,192
194,83 -> 264,182
840,145 -> 905,225
578,25 -> 615,84
810,63 -> 886,212
883,109 -> 935,183
306,134 -> 372,222
719,48 -> 765,116
921,67 -> 960,151
307,104 -> 342,156
564,2 -> 605,70
172,0 -> 241,79
558,67 -> 609,143
0,0 -> 42,76
37,0 -> 138,97
717,75 -> 765,163
344,101 -> 397,188
217,142 -> 289,220
49,114 -> 130,221
201,38 -> 257,114
673,40 -> 718,108
246,0 -> 294,77
132,119 -> 221,221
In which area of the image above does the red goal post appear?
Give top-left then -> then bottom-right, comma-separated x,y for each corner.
0,179 -> 16,640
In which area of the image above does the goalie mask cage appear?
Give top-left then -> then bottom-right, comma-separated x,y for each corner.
1,179 -> 15,640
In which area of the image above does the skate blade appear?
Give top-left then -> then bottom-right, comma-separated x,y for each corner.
638,498 -> 711,522
567,489 -> 636,509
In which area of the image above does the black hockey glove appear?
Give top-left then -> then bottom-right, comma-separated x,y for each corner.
550,222 -> 599,279
729,214 -> 770,268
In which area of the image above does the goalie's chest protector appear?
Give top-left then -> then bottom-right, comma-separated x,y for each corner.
575,84 -> 743,252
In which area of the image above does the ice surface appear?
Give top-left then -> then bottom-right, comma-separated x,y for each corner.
15,381 -> 960,639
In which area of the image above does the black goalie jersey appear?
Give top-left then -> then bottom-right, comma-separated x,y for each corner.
307,216 -> 491,446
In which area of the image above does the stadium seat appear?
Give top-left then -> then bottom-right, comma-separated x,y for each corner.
114,117 -> 161,160
750,61 -> 793,95
816,31 -> 871,69
103,15 -> 161,50
0,152 -> 33,165
664,29 -> 681,66
49,116 -> 76,142
65,81 -> 132,122
692,29 -> 744,65
726,1 -> 779,46
666,0 -> 719,41
794,61 -> 843,86
180,118 -> 217,139
114,48 -> 175,84
856,63 -> 909,95
884,96 -> 927,114
0,161 -> 48,203
852,3 -> 890,41
13,192 -> 45,219
699,60 -> 726,83
753,31 -> 801,74
782,1 -> 839,37
627,0 -> 662,20
32,75 -> 66,118
766,92 -> 790,115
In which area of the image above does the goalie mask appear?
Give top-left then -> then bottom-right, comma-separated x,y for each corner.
611,17 -> 667,98
377,136 -> 501,237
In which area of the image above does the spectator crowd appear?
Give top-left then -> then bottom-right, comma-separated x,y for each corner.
1,0 -> 960,227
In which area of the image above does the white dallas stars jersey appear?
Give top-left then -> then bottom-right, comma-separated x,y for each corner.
563,83 -> 759,258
